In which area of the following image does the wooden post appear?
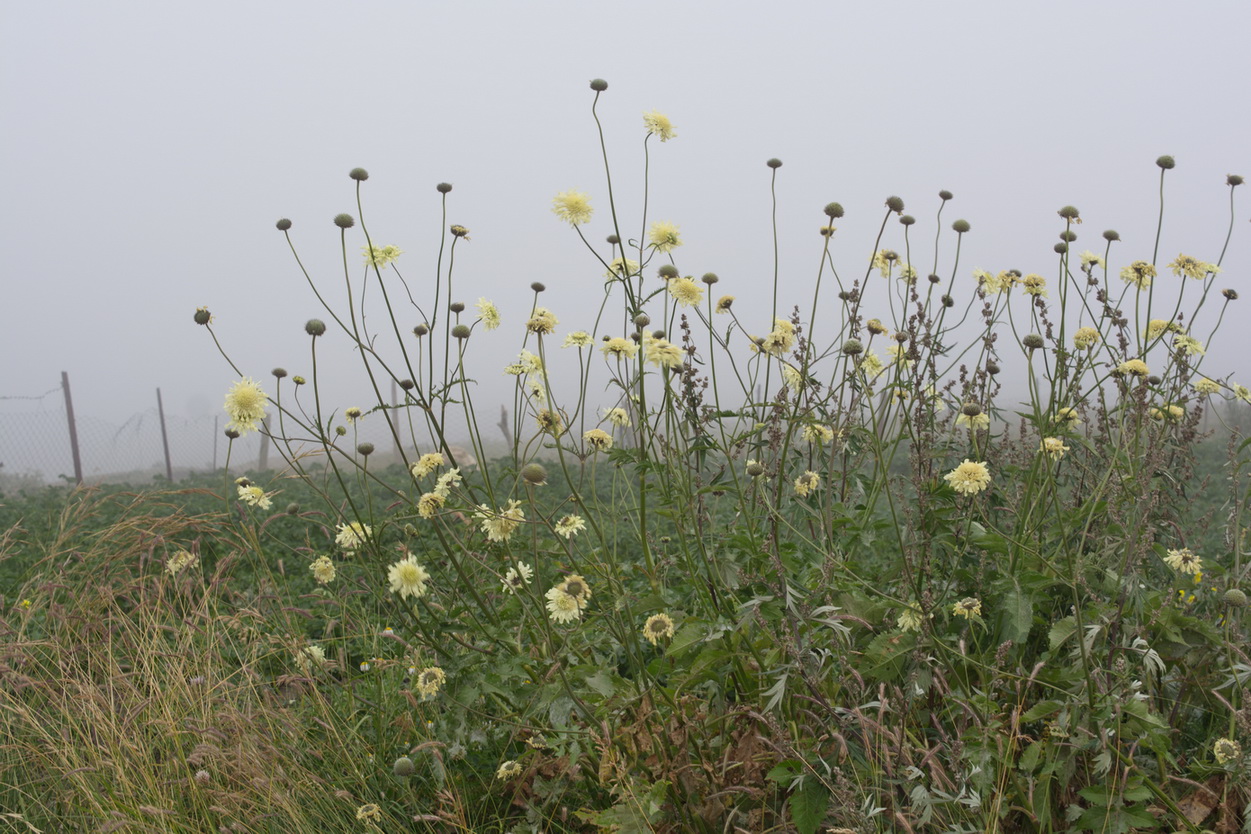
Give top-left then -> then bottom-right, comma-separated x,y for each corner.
258,417 -> 270,470
61,371 -> 83,485
156,387 -> 173,482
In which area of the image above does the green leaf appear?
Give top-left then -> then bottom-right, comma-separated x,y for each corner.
789,777 -> 829,834
1021,700 -> 1064,722
584,668 -> 618,698
766,760 -> 802,786
1048,615 -> 1077,650
1000,584 -> 1033,643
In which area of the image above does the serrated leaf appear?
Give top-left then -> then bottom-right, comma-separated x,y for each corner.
1021,700 -> 1064,722
1049,616 -> 1077,650
789,777 -> 829,834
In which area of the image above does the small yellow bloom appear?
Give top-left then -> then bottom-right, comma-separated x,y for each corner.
387,555 -> 430,600
649,220 -> 683,252
1195,377 -> 1221,395
363,244 -> 403,268
584,428 -> 613,451
237,484 -> 273,510
1213,737 -> 1242,766
335,521 -> 371,551
643,613 -> 676,646
1079,250 -> 1105,270
476,500 -> 525,543
1236,384 -> 1251,404
554,514 -> 586,539
1120,260 -> 1156,289
644,336 -> 684,369
562,330 -> 594,348
601,337 -> 639,360
1040,437 -> 1069,460
1020,273 -> 1047,297
345,406 -> 364,424
642,110 -> 676,141
606,257 -> 640,278
1164,547 -> 1201,575
872,249 -> 899,278
667,277 -> 703,306
794,470 -> 821,497
715,295 -> 735,314
552,190 -> 593,225
165,549 -> 198,576
526,307 -> 558,335
417,491 -> 444,519
897,605 -> 924,632
411,452 -> 445,479
1149,404 -> 1184,421
496,760 -> 523,779
1116,359 -> 1149,377
224,377 -> 267,436
501,561 -> 534,593
1173,334 -> 1205,356
415,666 -> 446,698
956,412 -> 991,431
475,298 -> 501,331
802,424 -> 835,445
1168,254 -> 1219,280
1054,407 -> 1081,428
944,460 -> 991,496
952,597 -> 982,619
1073,327 -> 1099,350
356,804 -> 382,822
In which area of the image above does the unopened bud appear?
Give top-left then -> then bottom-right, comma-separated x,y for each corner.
348,167 -> 369,181
1156,155 -> 1175,170
272,368 -> 287,379
451,324 -> 471,340
824,202 -> 845,219
305,319 -> 326,337
658,264 -> 679,279
842,339 -> 864,356
1023,334 -> 1045,350
333,213 -> 355,229
449,301 -> 465,313
766,158 -> 783,169
393,756 -> 416,777
589,78 -> 608,92
520,463 -> 548,485
885,195 -> 904,213
357,443 -> 374,456
276,218 -> 292,231
952,219 -> 970,234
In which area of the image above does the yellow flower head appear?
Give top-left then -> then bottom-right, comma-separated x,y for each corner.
501,561 -> 534,594
1168,254 -> 1219,280
335,521 -> 371,551
224,377 -> 267,436
952,597 -> 982,619
562,330 -> 594,348
1172,334 -> 1205,356
974,269 -> 1010,295
944,460 -> 991,496
1020,273 -> 1047,297
526,307 -> 558,335
602,336 -> 639,360
794,470 -> 821,497
387,555 -> 430,600
584,428 -> 613,452
1195,377 -> 1221,396
872,249 -> 899,278
1236,384 -> 1251,404
644,336 -> 684,369
649,220 -> 683,252
1120,260 -> 1156,289
1150,404 -> 1185,421
715,295 -> 735,314
802,424 -> 835,445
475,298 -> 501,331
165,549 -> 198,576
552,190 -> 593,225
1213,737 -> 1242,766
554,514 -> 586,539
476,500 -> 525,543
496,760 -> 523,780
415,666 -> 446,698
310,555 -> 336,584
897,605 -> 925,632
345,406 -> 364,424
668,277 -> 703,306
1073,326 -> 1099,350
642,110 -> 677,141
605,407 -> 631,427
606,257 -> 640,278
1079,250 -> 1105,270
956,412 -> 991,432
545,587 -> 582,623
411,452 -> 445,479
1040,437 -> 1070,460
1164,547 -> 1201,575
363,244 -> 403,268
417,491 -> 445,519
237,484 -> 273,510
1054,407 -> 1081,428
1116,359 -> 1150,377
643,613 -> 676,646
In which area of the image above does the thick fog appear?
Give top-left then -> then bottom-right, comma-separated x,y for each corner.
2,0 -> 1248,483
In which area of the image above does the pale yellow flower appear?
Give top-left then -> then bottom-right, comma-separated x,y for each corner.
526,307 -> 558,335
802,424 -> 835,445
643,613 -> 676,646
715,295 -> 735,314
974,269 -> 1010,295
335,521 -> 371,551
388,555 -> 430,600
415,666 -> 446,698
417,491 -> 444,519
557,574 -> 592,606
781,364 -> 803,390
1145,319 -> 1178,340
897,605 -> 924,633
1236,384 -> 1251,404
1168,254 -> 1219,280
944,460 -> 991,496
1173,334 -> 1205,356
645,336 -> 684,369
363,244 -> 403,268
1054,407 -> 1081,428
605,407 -> 631,427
434,467 -> 461,498
295,644 -> 327,674
602,337 -> 639,360
1079,250 -> 1105,270
606,257 -> 640,278
642,110 -> 676,141
872,249 -> 899,278
554,514 -> 586,539
1195,377 -> 1221,395
476,500 -> 525,543
310,555 -> 336,584
237,484 -> 273,510
952,597 -> 982,619
535,408 -> 562,435
1040,437 -> 1069,460
859,351 -> 885,378
649,220 -> 682,252
794,470 -> 821,497
475,298 -> 501,331
562,330 -> 594,348
1120,260 -> 1156,288
501,561 -> 533,594
545,587 -> 582,623
668,277 -> 703,306
758,318 -> 796,356
1150,403 -> 1184,421
356,804 -> 381,823
1116,359 -> 1149,377
224,377 -> 267,436
1213,738 -> 1241,766
584,428 -> 613,451
496,760 -> 523,780
345,406 -> 364,424
165,549 -> 198,576
1020,273 -> 1047,297
1164,547 -> 1201,575
552,190 -> 593,225
956,412 -> 991,431
411,452 -> 445,479
1073,327 -> 1099,350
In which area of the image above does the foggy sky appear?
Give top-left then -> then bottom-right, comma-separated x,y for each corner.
3,0 -> 1249,478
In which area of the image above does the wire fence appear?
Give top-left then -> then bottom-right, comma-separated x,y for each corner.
0,376 -> 433,488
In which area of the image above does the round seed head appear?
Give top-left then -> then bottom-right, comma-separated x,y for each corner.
824,202 -> 845,219
393,756 -> 416,777
939,190 -> 953,201
399,379 -> 415,390
928,273 -> 941,284
589,78 -> 608,91
766,158 -> 783,169
1057,205 -> 1080,220
961,402 -> 983,417
348,167 -> 369,181
941,294 -> 954,307
1156,155 -> 1175,170
633,313 -> 651,327
357,443 -> 374,456
701,272 -> 719,285
1102,229 -> 1120,241
900,215 -> 916,226
1059,230 -> 1077,242
986,361 -> 1000,375
305,319 -> 326,337
885,195 -> 904,213
1023,334 -> 1045,349
413,323 -> 429,337
286,503 -> 300,515
658,264 -> 679,279
1225,588 -> 1248,607
276,218 -> 292,231
606,234 -> 620,244
272,367 -> 287,379
449,301 -> 465,313
521,463 -> 548,485
451,324 -> 471,340
842,339 -> 864,356
436,182 -> 452,193
333,213 -> 355,229
1147,375 -> 1162,385
746,461 -> 766,477
1054,243 -> 1068,254
952,219 -> 970,234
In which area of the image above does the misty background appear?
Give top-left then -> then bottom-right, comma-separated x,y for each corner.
2,0 -> 1249,484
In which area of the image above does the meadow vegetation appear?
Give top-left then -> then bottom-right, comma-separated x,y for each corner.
2,80 -> 1250,833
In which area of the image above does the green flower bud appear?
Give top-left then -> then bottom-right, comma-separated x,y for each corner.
357,443 -> 374,456
348,167 -> 369,181
842,339 -> 864,356
766,158 -> 783,169
436,182 -> 452,193
276,218 -> 292,231
1023,334 -> 1045,350
824,202 -> 845,219
1156,155 -> 1175,170
393,756 -> 416,777
333,213 -> 355,229
589,78 -> 608,92
520,463 -> 548,485
885,195 -> 904,213
952,219 -> 970,234
305,319 -> 326,337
